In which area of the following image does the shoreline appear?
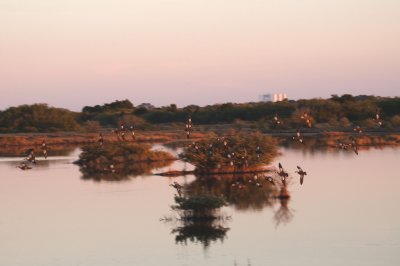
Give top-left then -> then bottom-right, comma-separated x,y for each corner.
0,130 -> 399,148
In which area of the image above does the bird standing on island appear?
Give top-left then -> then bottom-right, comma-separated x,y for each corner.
265,175 -> 276,186
42,140 -> 48,159
185,116 -> 193,139
374,109 -> 384,127
256,146 -> 262,159
349,136 -> 359,155
292,130 -> 305,144
353,125 -> 363,134
300,112 -> 312,128
98,133 -> 104,146
129,125 -> 136,141
273,113 -> 283,126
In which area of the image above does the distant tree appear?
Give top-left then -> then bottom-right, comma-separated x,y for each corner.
0,104 -> 80,132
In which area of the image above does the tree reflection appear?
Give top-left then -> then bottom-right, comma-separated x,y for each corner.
182,172 -> 295,227
273,197 -> 294,227
0,145 -> 76,157
79,160 -> 173,182
172,219 -> 229,248
185,174 -> 279,211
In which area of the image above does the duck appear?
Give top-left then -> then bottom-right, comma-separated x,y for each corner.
129,125 -> 136,141
300,112 -> 312,128
277,162 -> 289,186
26,149 -> 37,164
292,130 -> 305,144
349,136 -> 359,155
98,133 -> 104,146
295,166 -> 307,185
265,175 -> 275,186
256,146 -> 262,158
42,140 -> 48,159
374,109 -> 384,127
273,113 -> 282,126
353,125 -> 363,134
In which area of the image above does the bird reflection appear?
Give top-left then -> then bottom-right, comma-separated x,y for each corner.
273,197 -> 294,228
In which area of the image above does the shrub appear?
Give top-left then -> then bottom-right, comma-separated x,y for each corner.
179,132 -> 277,173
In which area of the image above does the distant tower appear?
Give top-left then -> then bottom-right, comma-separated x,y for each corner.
259,93 -> 287,102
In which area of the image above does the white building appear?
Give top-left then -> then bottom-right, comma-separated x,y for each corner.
259,93 -> 287,102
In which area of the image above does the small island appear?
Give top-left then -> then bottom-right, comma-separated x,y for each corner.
74,142 -> 175,180
179,132 -> 278,174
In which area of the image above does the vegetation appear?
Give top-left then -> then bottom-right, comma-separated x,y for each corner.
171,193 -> 229,247
179,132 -> 278,173
173,194 -> 227,220
1,95 -> 400,133
75,142 -> 175,180
0,104 -> 80,132
172,222 -> 229,248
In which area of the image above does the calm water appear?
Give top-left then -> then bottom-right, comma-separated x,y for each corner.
0,146 -> 399,266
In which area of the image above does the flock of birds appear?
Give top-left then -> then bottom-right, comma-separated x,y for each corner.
110,124 -> 136,142
17,108 -> 385,184
171,108 -> 386,196
17,140 -> 48,170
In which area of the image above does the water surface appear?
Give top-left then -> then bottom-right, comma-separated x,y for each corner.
0,147 -> 399,266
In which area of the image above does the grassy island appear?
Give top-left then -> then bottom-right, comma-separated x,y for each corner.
75,142 -> 175,181
179,132 -> 277,174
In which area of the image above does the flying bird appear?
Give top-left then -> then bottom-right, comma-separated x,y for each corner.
277,162 -> 289,186
295,166 -> 307,185
26,149 -> 37,164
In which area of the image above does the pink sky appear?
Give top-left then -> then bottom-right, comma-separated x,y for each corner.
1,0 -> 399,111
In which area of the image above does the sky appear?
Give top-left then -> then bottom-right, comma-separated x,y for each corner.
1,0 -> 399,111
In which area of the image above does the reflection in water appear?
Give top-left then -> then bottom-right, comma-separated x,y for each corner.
2,146 -> 399,265
185,174 -> 280,211
167,188 -> 230,248
79,160 -> 173,182
0,145 -> 77,157
273,197 -> 294,227
183,173 -> 295,227
172,219 -> 230,248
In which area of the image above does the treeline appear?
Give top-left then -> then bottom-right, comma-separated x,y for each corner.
0,104 -> 80,132
0,95 -> 399,133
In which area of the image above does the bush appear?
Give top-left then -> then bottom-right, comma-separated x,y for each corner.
179,132 -> 277,173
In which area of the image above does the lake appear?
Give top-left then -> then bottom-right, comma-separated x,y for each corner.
0,146 -> 399,266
